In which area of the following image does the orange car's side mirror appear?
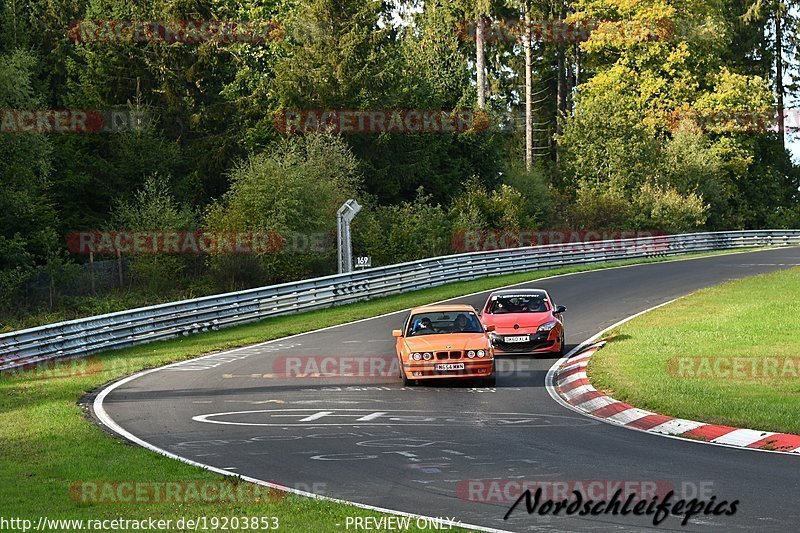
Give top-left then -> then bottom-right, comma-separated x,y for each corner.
392,329 -> 403,338
485,325 -> 496,332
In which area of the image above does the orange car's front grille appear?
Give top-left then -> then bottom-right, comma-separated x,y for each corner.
435,351 -> 462,360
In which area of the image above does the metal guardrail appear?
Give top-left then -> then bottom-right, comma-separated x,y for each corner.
2,230 -> 799,371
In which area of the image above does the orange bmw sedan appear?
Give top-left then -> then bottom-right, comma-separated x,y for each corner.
392,304 -> 496,386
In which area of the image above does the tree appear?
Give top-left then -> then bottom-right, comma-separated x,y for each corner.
353,189 -> 452,264
742,0 -> 800,150
559,0 -> 794,229
204,135 -> 362,287
523,4 -> 533,169
110,174 -> 196,292
0,50 -> 57,310
450,177 -> 531,230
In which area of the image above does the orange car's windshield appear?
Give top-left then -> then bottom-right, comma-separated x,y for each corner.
407,312 -> 483,336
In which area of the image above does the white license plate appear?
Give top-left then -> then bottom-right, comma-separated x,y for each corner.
435,363 -> 465,371
504,335 -> 530,343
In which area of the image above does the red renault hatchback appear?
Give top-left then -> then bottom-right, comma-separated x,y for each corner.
479,289 -> 566,356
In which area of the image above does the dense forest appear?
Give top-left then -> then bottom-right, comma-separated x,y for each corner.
1,0 -> 799,328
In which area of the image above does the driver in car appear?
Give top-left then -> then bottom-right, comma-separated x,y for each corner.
415,317 -> 435,334
507,298 -> 525,313
452,313 -> 470,332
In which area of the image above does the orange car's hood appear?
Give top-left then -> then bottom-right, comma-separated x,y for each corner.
403,333 -> 490,352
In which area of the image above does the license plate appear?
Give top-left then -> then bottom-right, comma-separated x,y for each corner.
435,363 -> 465,371
504,335 -> 530,343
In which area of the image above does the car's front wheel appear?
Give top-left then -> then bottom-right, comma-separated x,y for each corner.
399,359 -> 415,386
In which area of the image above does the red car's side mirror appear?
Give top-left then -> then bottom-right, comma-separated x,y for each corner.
392,329 -> 403,338
485,324 -> 496,332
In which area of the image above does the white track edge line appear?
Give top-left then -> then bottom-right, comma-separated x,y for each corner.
92,375 -> 514,533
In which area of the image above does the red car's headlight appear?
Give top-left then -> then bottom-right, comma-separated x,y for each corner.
538,321 -> 557,332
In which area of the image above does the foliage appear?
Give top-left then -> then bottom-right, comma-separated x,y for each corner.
559,0 -> 796,232
0,50 -> 56,309
0,0 -> 798,320
204,134 -> 362,288
110,174 -> 197,292
353,189 -> 451,266
632,181 -> 709,232
449,177 -> 530,230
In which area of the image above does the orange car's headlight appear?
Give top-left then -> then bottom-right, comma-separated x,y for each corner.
467,350 -> 476,358
410,352 -> 422,361
477,350 -> 486,358
422,352 -> 433,360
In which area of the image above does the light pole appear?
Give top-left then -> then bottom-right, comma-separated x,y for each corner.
337,199 -> 362,274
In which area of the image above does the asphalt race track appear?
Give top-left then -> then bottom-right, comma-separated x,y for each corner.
94,248 -> 800,532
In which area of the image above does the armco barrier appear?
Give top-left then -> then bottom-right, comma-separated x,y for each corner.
1,230 -> 799,371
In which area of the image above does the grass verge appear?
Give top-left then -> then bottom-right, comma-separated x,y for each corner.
0,249 -> 767,531
590,266 -> 800,435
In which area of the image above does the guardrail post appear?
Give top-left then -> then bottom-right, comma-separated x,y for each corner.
337,200 -> 362,274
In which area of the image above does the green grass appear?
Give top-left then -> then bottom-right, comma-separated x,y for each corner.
590,266 -> 800,435
0,249 -> 765,531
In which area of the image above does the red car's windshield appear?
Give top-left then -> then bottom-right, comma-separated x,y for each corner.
487,295 -> 550,314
